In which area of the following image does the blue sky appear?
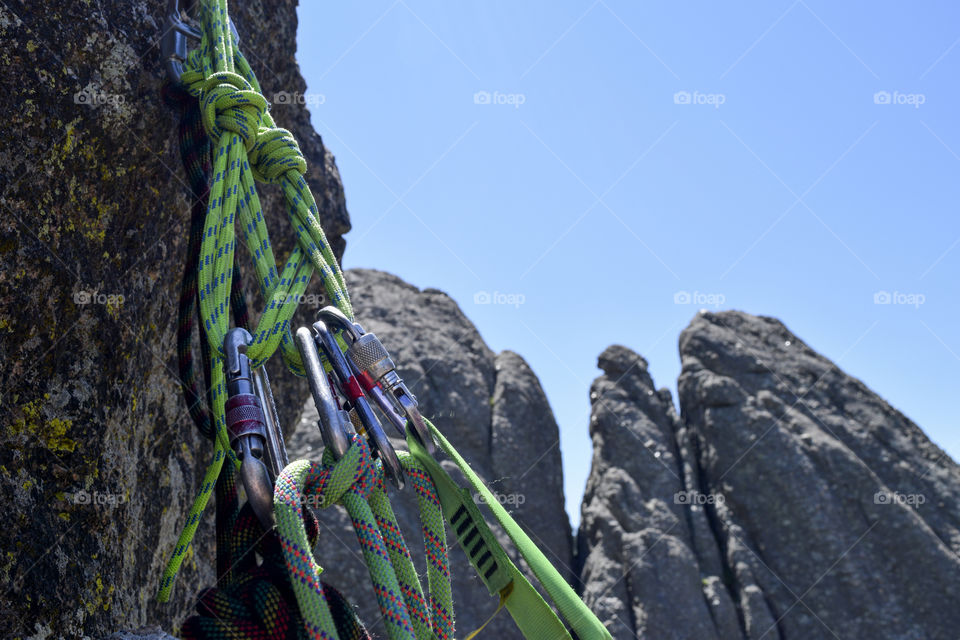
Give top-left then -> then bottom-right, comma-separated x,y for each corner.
295,1 -> 960,527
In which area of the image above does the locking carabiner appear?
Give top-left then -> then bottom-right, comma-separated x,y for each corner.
312,319 -> 405,489
316,307 -> 435,454
224,328 -> 279,529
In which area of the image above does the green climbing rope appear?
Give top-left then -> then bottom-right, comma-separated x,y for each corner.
159,0 -> 353,601
159,2 -> 613,639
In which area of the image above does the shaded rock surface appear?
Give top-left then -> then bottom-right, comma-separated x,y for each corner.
579,310 -> 960,640
0,1 -> 348,637
287,268 -> 573,639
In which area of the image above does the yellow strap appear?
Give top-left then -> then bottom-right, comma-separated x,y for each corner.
465,583 -> 514,639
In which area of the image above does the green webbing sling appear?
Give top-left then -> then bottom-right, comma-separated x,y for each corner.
159,1 -> 611,638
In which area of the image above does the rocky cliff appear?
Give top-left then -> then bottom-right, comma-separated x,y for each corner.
579,311 -> 960,640
0,1 -> 348,637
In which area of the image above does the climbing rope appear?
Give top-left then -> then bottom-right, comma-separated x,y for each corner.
162,81 -> 250,441
159,0 -> 356,597
159,1 -> 612,638
162,79 -> 369,639
273,434 -> 454,640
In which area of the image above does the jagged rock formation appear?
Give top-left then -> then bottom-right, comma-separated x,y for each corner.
0,1 -> 348,637
579,310 -> 960,640
578,345 -> 741,639
287,268 -> 573,638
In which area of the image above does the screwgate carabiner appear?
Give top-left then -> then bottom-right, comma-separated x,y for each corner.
311,319 -> 405,489
224,328 -> 285,529
316,307 -> 435,454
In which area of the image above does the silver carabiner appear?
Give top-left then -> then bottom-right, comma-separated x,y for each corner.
312,319 -> 405,489
161,0 -> 200,83
252,364 -> 288,477
294,327 -> 352,460
316,307 -> 435,454
224,328 -> 277,530
161,0 -> 239,82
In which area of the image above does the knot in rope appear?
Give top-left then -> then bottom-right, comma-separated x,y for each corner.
199,71 -> 267,151
249,126 -> 308,183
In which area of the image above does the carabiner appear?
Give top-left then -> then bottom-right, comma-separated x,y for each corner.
161,0 -> 239,83
161,0 -> 200,83
312,319 -> 405,489
224,328 -> 277,529
316,307 -> 435,454
294,327 -> 351,460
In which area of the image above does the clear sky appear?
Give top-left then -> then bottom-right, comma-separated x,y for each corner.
295,1 -> 960,527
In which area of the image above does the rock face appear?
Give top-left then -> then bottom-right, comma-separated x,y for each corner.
0,1 -> 348,637
579,310 -> 960,640
287,268 -> 573,638
578,345 -> 741,640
